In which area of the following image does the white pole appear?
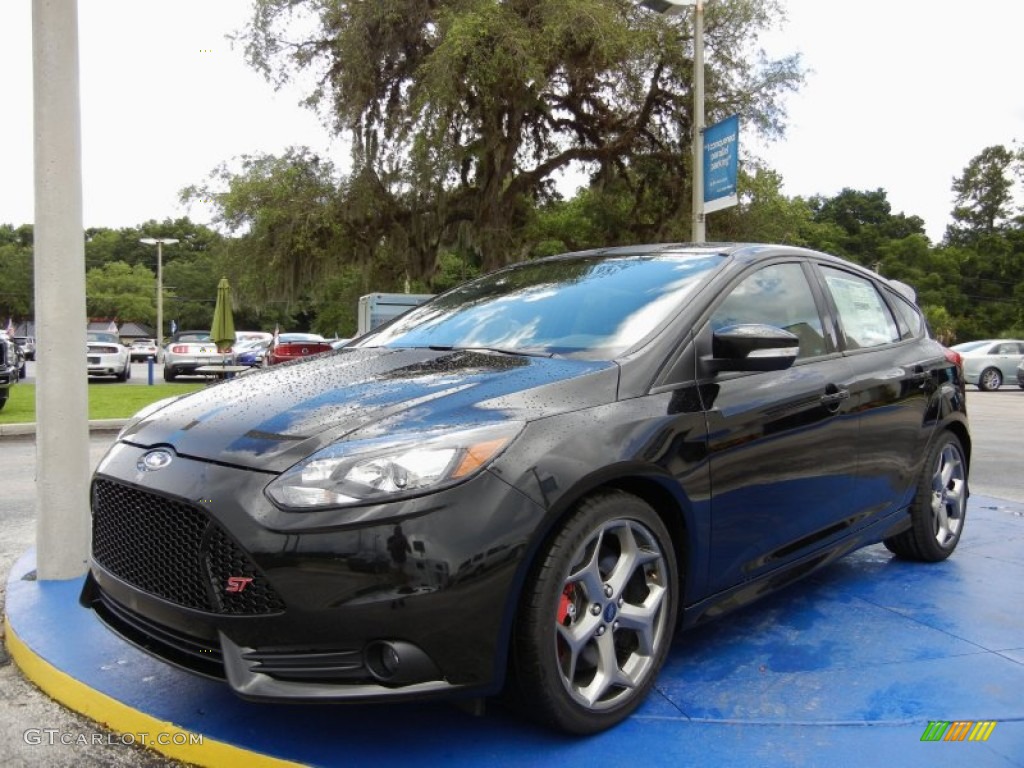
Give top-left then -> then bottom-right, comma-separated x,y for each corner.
157,240 -> 163,354
692,1 -> 705,243
32,0 -> 91,579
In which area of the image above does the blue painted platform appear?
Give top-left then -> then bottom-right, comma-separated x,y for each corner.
6,495 -> 1024,767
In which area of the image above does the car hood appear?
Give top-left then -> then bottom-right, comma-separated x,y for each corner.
120,347 -> 618,472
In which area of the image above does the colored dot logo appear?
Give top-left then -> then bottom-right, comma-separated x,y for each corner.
199,49 -> 213,53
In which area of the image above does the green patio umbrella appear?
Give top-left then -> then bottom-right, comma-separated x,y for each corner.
211,276 -> 236,353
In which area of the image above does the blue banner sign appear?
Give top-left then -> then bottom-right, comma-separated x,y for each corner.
703,114 -> 739,213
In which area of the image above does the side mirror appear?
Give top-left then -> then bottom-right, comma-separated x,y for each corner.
707,324 -> 799,372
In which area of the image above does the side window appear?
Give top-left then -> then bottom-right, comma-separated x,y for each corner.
888,291 -> 926,340
820,267 -> 900,349
710,263 -> 826,359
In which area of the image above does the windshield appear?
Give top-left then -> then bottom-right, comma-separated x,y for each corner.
87,332 -> 119,344
355,252 -> 723,359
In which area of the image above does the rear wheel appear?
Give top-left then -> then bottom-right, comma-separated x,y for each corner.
0,392 -> 7,411
511,491 -> 678,734
163,366 -> 176,382
977,367 -> 1002,391
884,432 -> 967,562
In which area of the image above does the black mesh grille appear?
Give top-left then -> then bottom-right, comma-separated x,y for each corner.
92,478 -> 285,615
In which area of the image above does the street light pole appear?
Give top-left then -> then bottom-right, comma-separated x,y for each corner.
140,237 -> 178,358
692,1 -> 705,243
639,0 -> 706,243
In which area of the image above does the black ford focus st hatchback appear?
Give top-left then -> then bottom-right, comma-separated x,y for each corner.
81,244 -> 970,734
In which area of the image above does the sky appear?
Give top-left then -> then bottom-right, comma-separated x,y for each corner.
1,1 -> 1022,244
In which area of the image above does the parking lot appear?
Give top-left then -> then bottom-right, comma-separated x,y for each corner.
20,359 -> 235,387
1,387 -> 1023,766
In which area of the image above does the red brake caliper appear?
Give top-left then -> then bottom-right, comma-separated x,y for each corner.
558,584 -> 575,626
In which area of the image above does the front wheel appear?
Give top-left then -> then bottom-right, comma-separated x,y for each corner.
977,367 -> 1002,391
511,491 -> 678,734
884,432 -> 968,562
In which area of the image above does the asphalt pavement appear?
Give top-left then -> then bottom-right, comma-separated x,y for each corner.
1,387 -> 1023,766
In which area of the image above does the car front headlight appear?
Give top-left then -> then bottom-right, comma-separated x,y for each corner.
266,421 -> 524,510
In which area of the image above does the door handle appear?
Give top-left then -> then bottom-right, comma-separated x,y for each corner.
820,389 -> 850,406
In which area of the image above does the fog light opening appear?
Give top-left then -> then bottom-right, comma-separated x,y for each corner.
366,641 -> 402,681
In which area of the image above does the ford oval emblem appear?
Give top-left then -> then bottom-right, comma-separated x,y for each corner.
138,449 -> 173,472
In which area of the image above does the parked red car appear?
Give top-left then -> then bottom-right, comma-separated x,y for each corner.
265,333 -> 333,366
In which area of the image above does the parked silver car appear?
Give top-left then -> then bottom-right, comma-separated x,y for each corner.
13,335 -> 35,361
951,339 -> 1024,391
87,331 -> 132,381
163,330 -> 231,381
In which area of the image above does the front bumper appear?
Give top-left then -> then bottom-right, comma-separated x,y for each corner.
81,441 -> 545,701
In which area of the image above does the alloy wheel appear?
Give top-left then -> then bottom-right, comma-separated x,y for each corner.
980,368 -> 1002,390
554,519 -> 670,711
931,442 -> 966,546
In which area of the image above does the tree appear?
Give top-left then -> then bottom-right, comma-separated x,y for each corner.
946,144 -> 1020,244
87,218 -> 225,272
182,149 -> 346,313
236,0 -> 802,279
707,165 -> 814,245
808,188 -> 926,264
0,225 -> 35,322
0,240 -> 34,322
86,262 -> 156,323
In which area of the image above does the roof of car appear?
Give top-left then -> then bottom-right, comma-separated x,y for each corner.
525,242 -> 916,297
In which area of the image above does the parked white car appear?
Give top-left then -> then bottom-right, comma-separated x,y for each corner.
129,338 -> 160,362
87,331 -> 131,381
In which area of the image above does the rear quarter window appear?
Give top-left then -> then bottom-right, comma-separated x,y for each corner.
887,291 -> 927,340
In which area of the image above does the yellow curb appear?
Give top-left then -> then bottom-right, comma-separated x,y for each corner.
3,613 -> 308,768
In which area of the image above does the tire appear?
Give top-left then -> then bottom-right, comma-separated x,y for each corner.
116,361 -> 131,382
0,393 -> 7,411
163,366 -> 176,382
884,432 -> 967,562
510,490 -> 679,734
19,364 -> 26,380
977,367 -> 1002,391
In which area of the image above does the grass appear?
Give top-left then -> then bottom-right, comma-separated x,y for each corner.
0,381 -> 206,424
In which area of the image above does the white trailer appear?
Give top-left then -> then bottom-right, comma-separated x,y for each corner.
357,293 -> 434,336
